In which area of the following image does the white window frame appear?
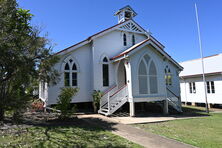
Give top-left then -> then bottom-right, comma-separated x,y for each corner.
138,54 -> 158,95
62,56 -> 79,87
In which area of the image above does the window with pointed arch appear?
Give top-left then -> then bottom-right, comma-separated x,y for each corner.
102,57 -> 109,87
123,33 -> 127,46
132,34 -> 135,45
164,66 -> 172,85
138,54 -> 158,94
64,59 -> 78,87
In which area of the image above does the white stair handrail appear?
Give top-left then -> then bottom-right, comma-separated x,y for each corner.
99,84 -> 128,115
166,87 -> 182,112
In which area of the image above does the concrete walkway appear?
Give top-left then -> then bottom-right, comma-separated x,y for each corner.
78,114 -> 195,148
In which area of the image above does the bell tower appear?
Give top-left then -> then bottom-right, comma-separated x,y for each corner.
114,5 -> 137,23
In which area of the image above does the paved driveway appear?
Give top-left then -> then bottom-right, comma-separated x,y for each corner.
78,114 -> 196,148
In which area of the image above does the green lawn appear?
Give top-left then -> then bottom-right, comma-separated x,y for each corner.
135,106 -> 222,148
0,122 -> 142,148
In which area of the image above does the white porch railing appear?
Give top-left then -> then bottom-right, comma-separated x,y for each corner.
166,87 -> 182,112
99,85 -> 128,116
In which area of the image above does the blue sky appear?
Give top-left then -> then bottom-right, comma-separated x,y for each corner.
18,0 -> 222,62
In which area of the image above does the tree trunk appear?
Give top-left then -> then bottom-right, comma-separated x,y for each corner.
0,108 -> 4,121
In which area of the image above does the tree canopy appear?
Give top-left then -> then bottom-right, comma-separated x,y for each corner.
0,0 -> 59,120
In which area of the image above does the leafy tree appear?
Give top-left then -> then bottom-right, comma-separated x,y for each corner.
0,0 -> 59,121
56,87 -> 79,119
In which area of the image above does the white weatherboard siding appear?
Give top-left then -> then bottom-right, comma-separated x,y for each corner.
180,76 -> 222,104
92,30 -> 147,91
47,44 -> 92,105
180,53 -> 222,104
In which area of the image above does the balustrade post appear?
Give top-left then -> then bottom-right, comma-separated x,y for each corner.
107,92 -> 110,114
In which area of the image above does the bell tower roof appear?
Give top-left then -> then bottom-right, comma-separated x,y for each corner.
114,5 -> 137,23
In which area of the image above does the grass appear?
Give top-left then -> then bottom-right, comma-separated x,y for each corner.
135,106 -> 222,148
0,120 -> 142,148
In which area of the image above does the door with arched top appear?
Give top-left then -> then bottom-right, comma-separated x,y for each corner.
117,60 -> 127,88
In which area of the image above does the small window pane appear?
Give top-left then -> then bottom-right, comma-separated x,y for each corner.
72,63 -> 77,70
139,76 -> 148,94
211,81 -> 215,93
149,61 -> 157,75
165,75 -> 168,85
168,69 -> 171,73
139,60 -> 147,75
168,75 -> 172,85
189,83 -> 192,93
207,81 -> 210,93
150,76 -> 158,94
103,57 -> 108,62
144,55 -> 150,66
193,82 -> 196,93
65,63 -> 70,70
132,34 -> 135,45
123,33 -> 127,46
164,68 -> 167,73
103,64 -> 109,86
72,73 -> 77,86
64,72 -> 70,86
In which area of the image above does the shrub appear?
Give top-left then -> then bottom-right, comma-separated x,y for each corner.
56,87 -> 79,119
92,90 -> 103,113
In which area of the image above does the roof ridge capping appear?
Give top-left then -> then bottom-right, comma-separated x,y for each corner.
180,53 -> 222,63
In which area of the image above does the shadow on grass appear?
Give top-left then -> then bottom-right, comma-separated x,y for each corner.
120,106 -> 211,118
1,116 -> 135,148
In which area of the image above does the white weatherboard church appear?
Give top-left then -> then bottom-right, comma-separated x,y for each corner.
39,6 -> 183,116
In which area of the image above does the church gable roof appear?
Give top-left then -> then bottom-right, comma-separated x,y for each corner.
55,19 -> 154,55
111,39 -> 183,70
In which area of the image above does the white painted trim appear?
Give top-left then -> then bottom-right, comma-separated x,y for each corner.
137,53 -> 159,96
126,40 -> 182,70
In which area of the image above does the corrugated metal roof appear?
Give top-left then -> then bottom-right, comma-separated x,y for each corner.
179,53 -> 222,77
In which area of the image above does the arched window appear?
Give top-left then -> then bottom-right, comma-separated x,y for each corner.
64,59 -> 78,87
138,60 -> 148,94
149,61 -> 158,93
132,34 -> 135,45
165,66 -> 172,85
138,54 -> 158,94
123,33 -> 127,46
102,57 -> 109,86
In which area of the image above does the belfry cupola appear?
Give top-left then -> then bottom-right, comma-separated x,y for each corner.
114,5 -> 137,23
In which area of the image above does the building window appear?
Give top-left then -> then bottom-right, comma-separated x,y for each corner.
138,60 -> 148,94
149,61 -> 158,94
64,60 -> 78,87
207,81 -> 215,94
138,54 -> 158,94
165,66 -> 172,85
123,33 -> 127,46
132,34 -> 135,45
192,82 -> 196,93
102,57 -> 109,87
189,83 -> 192,93
189,82 -> 196,94
211,81 -> 215,93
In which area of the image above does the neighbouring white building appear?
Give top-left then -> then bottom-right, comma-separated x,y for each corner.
39,6 -> 183,116
180,53 -> 222,106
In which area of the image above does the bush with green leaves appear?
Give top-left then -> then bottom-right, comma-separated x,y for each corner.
0,0 -> 59,121
92,90 -> 103,113
56,87 -> 79,119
